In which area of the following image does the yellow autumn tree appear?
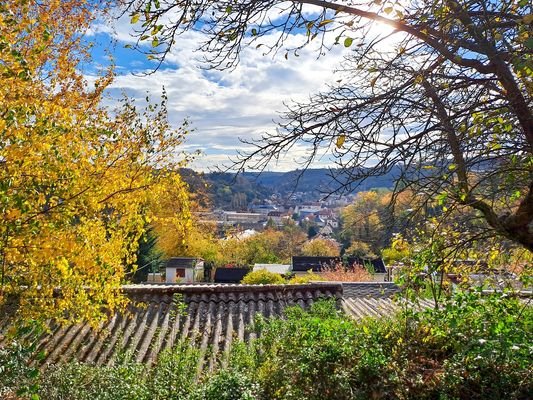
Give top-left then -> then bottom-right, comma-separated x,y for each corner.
0,1 -> 191,325
341,191 -> 386,253
301,238 -> 340,257
341,190 -> 419,254
155,212 -> 221,264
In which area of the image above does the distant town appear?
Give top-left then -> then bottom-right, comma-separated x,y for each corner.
183,167 -> 395,237
197,192 -> 349,234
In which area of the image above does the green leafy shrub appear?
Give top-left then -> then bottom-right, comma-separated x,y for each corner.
34,342 -> 258,400
381,235 -> 410,265
249,300 -> 370,400
191,369 -> 259,400
2,292 -> 530,400
191,342 -> 259,400
411,290 -> 533,399
39,353 -> 149,400
241,269 -> 285,284
148,341 -> 202,400
240,293 -> 532,400
0,341 -> 40,399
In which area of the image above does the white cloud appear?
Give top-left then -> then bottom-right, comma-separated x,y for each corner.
90,4 -> 403,171
96,29 -> 347,171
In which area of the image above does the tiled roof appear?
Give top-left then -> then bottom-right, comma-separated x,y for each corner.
1,284 -> 342,369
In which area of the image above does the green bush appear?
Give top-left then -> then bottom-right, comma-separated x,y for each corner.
412,290 -> 533,399
1,292 -> 530,400
0,341 -> 40,399
36,342 -> 204,400
240,293 -> 532,400
39,353 -> 149,400
148,341 -> 202,400
381,245 -> 409,265
247,300 -> 396,400
191,369 -> 259,400
241,269 -> 285,284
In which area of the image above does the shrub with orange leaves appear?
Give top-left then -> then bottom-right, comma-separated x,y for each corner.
320,264 -> 373,282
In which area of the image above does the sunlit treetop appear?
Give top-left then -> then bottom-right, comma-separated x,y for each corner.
0,0 -> 193,327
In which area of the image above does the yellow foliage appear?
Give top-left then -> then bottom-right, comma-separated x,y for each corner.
210,227 -> 305,267
0,1 -> 191,326
301,238 -> 340,257
341,191 -> 385,252
148,176 -> 194,255
155,213 -> 220,263
241,269 -> 285,285
345,240 -> 377,259
288,271 -> 321,284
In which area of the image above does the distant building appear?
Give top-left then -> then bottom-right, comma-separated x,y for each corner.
295,203 -> 322,215
253,264 -> 291,275
226,229 -> 258,240
266,211 -> 289,226
317,209 -> 339,228
165,257 -> 204,283
249,204 -> 278,215
222,212 -> 266,224
196,210 -> 266,225
314,216 -> 326,227
319,225 -> 334,236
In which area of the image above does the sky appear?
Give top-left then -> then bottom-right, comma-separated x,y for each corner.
85,5 -> 355,172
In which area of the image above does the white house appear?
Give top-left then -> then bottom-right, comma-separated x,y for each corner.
165,257 -> 204,283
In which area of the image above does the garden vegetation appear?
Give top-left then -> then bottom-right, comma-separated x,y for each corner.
1,291 -> 531,400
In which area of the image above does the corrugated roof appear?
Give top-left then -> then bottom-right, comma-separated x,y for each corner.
342,297 -> 434,319
1,284 -> 342,369
0,282 -> 427,370
342,282 -> 401,298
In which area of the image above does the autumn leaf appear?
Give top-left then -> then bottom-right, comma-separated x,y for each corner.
336,134 -> 346,148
